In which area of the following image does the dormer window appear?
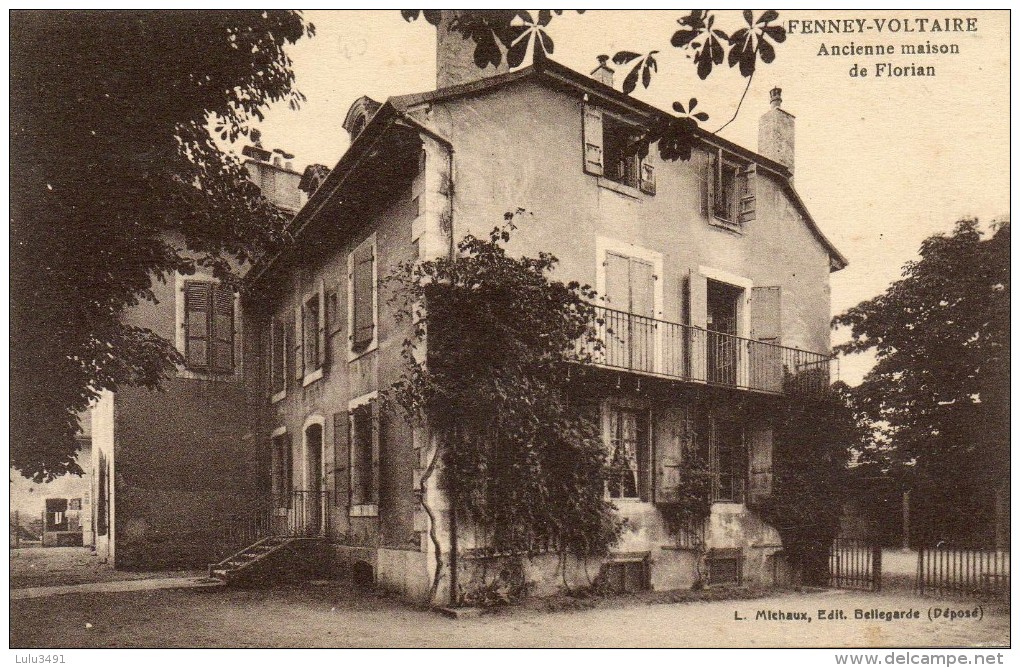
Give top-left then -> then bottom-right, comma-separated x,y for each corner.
583,104 -> 656,195
703,148 -> 756,231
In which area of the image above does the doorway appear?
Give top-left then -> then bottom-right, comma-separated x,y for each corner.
707,280 -> 742,385
304,422 -> 325,536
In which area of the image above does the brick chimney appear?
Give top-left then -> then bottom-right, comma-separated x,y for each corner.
758,87 -> 795,174
436,10 -> 509,89
590,55 -> 615,87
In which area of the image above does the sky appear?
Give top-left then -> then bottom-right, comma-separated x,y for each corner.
248,9 -> 1010,387
10,10 -> 1009,512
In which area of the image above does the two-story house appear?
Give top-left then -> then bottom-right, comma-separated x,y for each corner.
236,16 -> 846,604
87,141 -> 320,568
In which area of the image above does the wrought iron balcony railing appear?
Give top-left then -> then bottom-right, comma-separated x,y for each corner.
583,305 -> 835,398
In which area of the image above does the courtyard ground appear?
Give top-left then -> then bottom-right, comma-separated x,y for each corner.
10,580 -> 1009,648
10,546 -> 201,589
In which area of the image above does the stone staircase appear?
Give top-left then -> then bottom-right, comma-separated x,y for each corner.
208,535 -> 323,584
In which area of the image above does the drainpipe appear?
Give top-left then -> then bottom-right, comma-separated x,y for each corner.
444,138 -> 458,606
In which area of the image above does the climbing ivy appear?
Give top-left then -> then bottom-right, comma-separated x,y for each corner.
389,213 -> 624,590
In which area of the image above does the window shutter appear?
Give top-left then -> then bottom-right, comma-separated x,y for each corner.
583,104 -> 604,176
271,319 -> 285,394
352,244 -> 375,350
333,411 -> 349,507
317,288 -> 327,370
639,149 -> 656,194
686,269 -> 709,382
655,409 -> 684,504
283,433 -> 294,508
183,281 -> 211,369
294,306 -> 304,381
739,163 -> 757,223
749,286 -> 783,392
370,399 -> 381,506
702,151 -> 715,218
286,314 -> 297,389
747,426 -> 773,505
211,286 -> 234,373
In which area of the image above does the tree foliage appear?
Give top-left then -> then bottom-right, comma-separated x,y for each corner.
403,10 -> 787,158
760,381 -> 863,585
832,218 -> 1010,546
10,11 -> 314,481
388,214 -> 623,567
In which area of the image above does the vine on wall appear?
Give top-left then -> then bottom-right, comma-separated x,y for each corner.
388,213 -> 624,600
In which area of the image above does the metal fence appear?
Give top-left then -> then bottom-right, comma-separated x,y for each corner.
830,538 -> 882,591
586,305 -> 834,399
916,547 -> 1010,598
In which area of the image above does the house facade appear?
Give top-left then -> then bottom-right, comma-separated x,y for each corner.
87,145 -> 314,568
241,21 -> 846,604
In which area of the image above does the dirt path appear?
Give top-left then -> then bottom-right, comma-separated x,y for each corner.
10,583 -> 1009,648
9,547 -> 201,589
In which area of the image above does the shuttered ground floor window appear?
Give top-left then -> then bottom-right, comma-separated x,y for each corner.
597,555 -> 651,593
707,548 -> 743,586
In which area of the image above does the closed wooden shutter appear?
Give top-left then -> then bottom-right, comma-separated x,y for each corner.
271,319 -> 286,394
370,400 -> 381,506
747,426 -> 773,505
286,314 -> 297,389
583,104 -> 604,176
184,281 -> 211,369
639,149 -> 656,194
686,269 -> 709,382
739,163 -> 757,223
749,286 -> 782,393
352,244 -> 375,350
333,411 -> 349,507
293,306 -> 304,382
211,286 -> 234,373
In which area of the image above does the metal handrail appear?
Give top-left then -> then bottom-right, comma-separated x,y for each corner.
583,304 -> 835,398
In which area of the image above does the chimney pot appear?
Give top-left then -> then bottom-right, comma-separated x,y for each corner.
769,87 -> 783,109
590,55 -> 615,87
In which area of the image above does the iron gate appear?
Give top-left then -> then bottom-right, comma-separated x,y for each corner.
830,538 -> 882,591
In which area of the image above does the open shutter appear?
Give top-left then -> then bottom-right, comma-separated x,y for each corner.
294,305 -> 304,382
286,314 -> 297,389
747,426 -> 773,505
370,399 -> 381,506
749,286 -> 782,393
701,150 -> 716,218
655,408 -> 684,503
317,287 -> 327,370
686,269 -> 709,382
283,433 -> 294,508
352,244 -> 375,350
583,104 -> 604,176
271,319 -> 285,394
211,286 -> 234,373
333,411 -> 349,507
184,282 -> 211,369
739,163 -> 757,223
639,147 -> 656,194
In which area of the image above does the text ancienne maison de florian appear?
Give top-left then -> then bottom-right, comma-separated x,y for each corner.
787,16 -> 979,78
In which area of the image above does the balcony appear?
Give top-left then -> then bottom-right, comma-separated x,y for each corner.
584,305 -> 835,399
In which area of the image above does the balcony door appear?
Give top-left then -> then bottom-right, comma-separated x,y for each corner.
604,252 -> 655,373
707,280 -> 742,386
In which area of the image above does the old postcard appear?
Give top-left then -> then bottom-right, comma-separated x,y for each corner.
8,8 -> 1010,657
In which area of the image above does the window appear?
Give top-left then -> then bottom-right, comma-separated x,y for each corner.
349,399 -> 379,513
583,105 -> 655,194
696,412 -> 746,503
606,406 -> 650,500
704,149 -> 756,228
304,295 -> 319,372
183,281 -> 235,373
272,432 -> 293,509
603,116 -> 643,188
596,557 -> 650,593
348,235 -> 377,356
270,318 -> 287,398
